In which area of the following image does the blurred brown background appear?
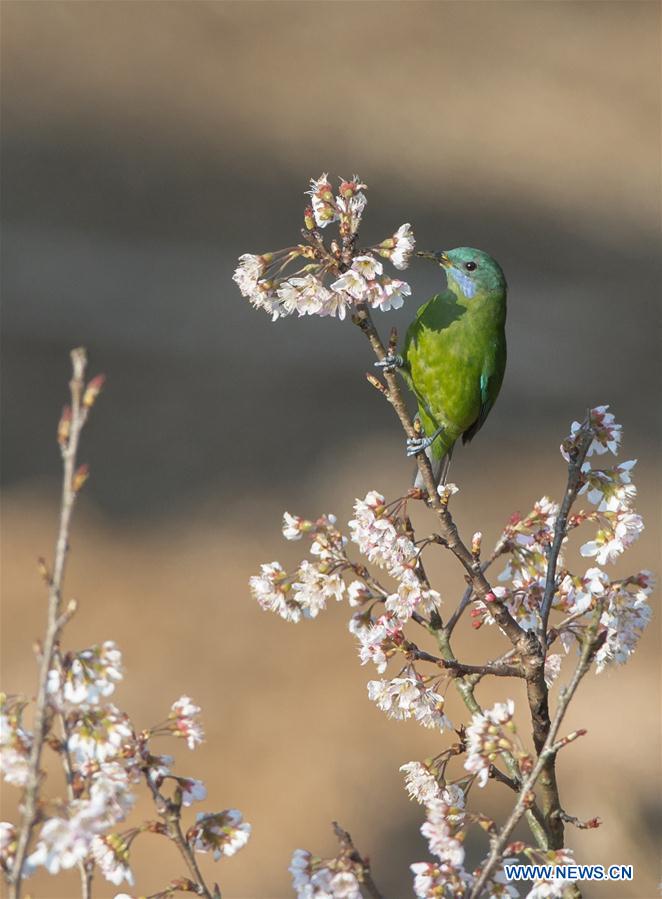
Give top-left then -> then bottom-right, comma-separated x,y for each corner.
1,2 -> 660,897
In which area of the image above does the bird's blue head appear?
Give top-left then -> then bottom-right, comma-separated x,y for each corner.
418,247 -> 506,300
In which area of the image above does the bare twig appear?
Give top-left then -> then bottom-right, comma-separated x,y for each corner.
10,348 -> 92,898
332,821 -> 384,899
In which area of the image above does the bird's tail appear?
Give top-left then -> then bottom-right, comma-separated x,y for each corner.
414,444 -> 454,489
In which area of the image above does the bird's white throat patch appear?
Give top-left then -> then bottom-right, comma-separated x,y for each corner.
450,269 -> 477,299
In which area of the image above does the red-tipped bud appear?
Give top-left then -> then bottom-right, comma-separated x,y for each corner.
72,464 -> 90,493
506,841 -> 527,854
484,591 -> 497,603
83,374 -> 105,408
37,557 -> 50,583
366,373 -> 388,396
303,206 -> 315,231
58,406 -> 72,447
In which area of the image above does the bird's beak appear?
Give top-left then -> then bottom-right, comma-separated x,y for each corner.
416,250 -> 451,268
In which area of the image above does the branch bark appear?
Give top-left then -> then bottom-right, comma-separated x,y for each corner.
332,821 -> 384,899
9,348 -> 90,898
468,615 -> 602,898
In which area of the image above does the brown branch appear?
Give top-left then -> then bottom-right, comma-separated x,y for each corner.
332,821 -> 384,899
144,774 -> 214,899
405,644 -> 523,679
468,615 -> 602,898
9,348 -> 91,898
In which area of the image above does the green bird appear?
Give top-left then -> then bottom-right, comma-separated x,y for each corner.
377,247 -> 507,485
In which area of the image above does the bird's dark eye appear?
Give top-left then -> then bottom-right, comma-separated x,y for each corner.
465,261 -> 477,271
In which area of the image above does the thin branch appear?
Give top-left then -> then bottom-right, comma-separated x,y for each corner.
144,775 -> 214,899
539,426 -> 593,637
332,821 -> 384,899
9,348 -> 90,898
55,670 -> 94,899
444,549 -> 502,635
404,644 -> 523,679
468,616 -> 602,898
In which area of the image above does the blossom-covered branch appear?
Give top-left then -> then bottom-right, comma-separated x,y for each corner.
8,348 -> 99,897
235,174 -> 653,897
2,352 -> 251,899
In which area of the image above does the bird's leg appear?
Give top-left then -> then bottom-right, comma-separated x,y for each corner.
406,425 -> 444,457
374,351 -> 403,373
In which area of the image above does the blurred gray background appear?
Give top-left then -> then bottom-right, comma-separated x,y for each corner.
1,2 -> 660,898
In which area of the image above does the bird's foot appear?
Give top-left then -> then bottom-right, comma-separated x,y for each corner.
406,426 -> 443,457
374,352 -> 403,373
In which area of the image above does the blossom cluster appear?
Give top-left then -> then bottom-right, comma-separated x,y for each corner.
410,793 -> 577,898
469,407 -> 653,673
250,498 -> 452,732
1,641 -> 250,892
463,700 -> 528,788
289,848 -> 364,899
233,174 -> 415,320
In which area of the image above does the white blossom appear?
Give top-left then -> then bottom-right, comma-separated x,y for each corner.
278,275 -> 332,317
87,761 -> 136,824
232,254 -> 266,297
400,761 -> 441,804
48,641 -> 123,707
169,696 -> 204,749
27,802 -> 107,875
351,255 -> 383,280
372,277 -> 412,311
544,654 -> 562,687
580,511 -> 644,564
595,573 -> 654,671
421,799 -> 465,866
347,580 -> 371,607
177,776 -> 207,806
91,834 -> 134,886
330,269 -> 368,301
307,174 -> 339,228
367,675 -> 451,731
67,705 -> 133,764
283,512 -> 306,540
0,821 -> 16,874
390,223 -> 416,269
189,809 -> 251,860
291,559 -> 345,617
562,405 -> 621,460
411,860 -> 472,897
464,699 -> 517,787
0,707 -> 32,787
384,572 -> 441,621
349,491 -> 416,577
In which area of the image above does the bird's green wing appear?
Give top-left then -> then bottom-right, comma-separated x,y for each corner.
461,342 -> 506,445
